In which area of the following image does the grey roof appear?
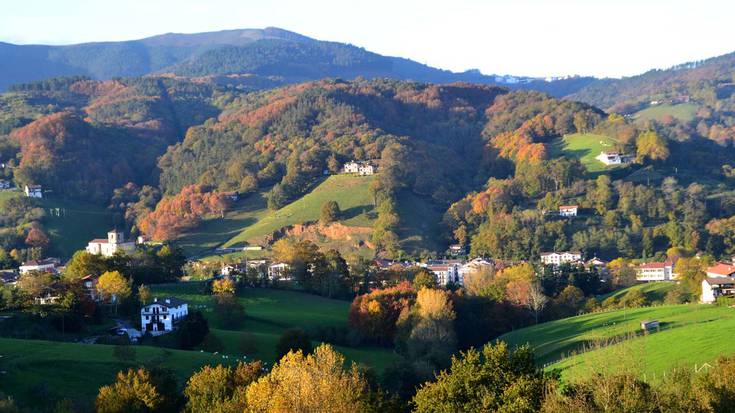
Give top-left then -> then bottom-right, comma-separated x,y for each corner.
152,297 -> 187,308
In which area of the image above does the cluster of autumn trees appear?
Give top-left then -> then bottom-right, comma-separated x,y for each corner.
0,195 -> 49,267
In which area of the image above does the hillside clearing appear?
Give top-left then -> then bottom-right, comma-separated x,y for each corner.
500,304 -> 735,382
550,133 -> 624,173
600,282 -> 677,302
149,283 -> 396,371
635,103 -> 698,123
41,197 -> 115,258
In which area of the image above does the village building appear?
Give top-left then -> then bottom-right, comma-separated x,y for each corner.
222,191 -> 240,202
705,262 -> 735,278
458,258 -> 494,282
221,262 -> 247,277
86,230 -> 136,257
448,244 -> 465,256
424,260 -> 462,286
559,205 -> 578,217
19,258 -> 60,274
24,185 -> 42,198
0,179 -> 10,189
140,297 -> 188,335
540,251 -> 583,266
343,160 -> 378,176
80,275 -> 100,301
636,261 -> 676,281
586,257 -> 607,267
268,262 -> 291,280
701,277 -> 735,304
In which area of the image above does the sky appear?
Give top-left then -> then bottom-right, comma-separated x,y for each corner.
1,0 -> 734,78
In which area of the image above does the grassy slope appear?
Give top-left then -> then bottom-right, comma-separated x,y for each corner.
0,338 -> 235,408
41,197 -> 115,258
600,282 -> 677,302
176,175 -> 376,258
500,303 -> 735,382
635,103 -> 698,123
396,191 -> 444,253
149,283 -> 395,371
550,133 -> 623,173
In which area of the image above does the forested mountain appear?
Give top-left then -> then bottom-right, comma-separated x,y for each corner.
0,27 -> 594,95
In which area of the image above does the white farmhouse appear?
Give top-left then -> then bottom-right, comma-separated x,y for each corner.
24,185 -> 42,198
540,251 -> 582,266
19,258 -> 60,274
559,205 -> 578,217
86,230 -> 136,257
343,160 -> 378,176
141,297 -> 188,335
636,261 -> 676,281
701,277 -> 735,304
595,152 -> 630,166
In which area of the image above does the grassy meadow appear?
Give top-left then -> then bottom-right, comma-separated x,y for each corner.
550,133 -> 624,173
500,302 -> 735,382
149,283 -> 396,371
634,103 -> 698,123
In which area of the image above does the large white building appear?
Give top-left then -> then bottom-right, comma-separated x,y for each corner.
636,261 -> 676,281
421,260 -> 463,286
141,297 -> 188,335
24,185 -> 42,198
86,230 -> 136,257
540,251 -> 582,266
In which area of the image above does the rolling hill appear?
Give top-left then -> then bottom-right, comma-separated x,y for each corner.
499,299 -> 735,382
0,27 -> 594,94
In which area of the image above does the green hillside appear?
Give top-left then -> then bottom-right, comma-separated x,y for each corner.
176,174 -> 376,259
634,103 -> 698,123
0,337 -> 233,408
600,282 -> 677,302
41,197 -> 115,258
549,133 -> 624,173
500,304 -> 735,382
149,283 -> 396,371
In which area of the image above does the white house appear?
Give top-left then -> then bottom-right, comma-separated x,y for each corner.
19,258 -> 60,274
0,180 -> 10,189
540,251 -> 582,266
343,160 -> 378,176
636,261 -> 676,281
425,261 -> 462,286
705,263 -> 735,278
458,258 -> 494,284
595,152 -> 631,166
559,205 -> 578,217
701,277 -> 735,303
141,297 -> 188,335
268,262 -> 291,280
24,185 -> 42,198
86,230 -> 136,257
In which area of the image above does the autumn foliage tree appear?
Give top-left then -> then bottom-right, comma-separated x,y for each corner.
348,282 -> 415,345
138,185 -> 229,241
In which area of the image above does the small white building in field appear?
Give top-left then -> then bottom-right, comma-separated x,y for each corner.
559,205 -> 578,217
86,230 -> 136,257
540,251 -> 582,266
636,261 -> 676,281
141,297 -> 188,335
24,185 -> 42,198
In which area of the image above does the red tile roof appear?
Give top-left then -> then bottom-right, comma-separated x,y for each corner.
638,261 -> 672,269
706,263 -> 735,276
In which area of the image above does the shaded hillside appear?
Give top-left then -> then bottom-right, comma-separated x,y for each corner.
0,27 -> 594,95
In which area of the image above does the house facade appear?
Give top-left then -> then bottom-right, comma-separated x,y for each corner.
19,258 -> 60,274
424,260 -> 462,286
268,262 -> 291,280
701,277 -> 735,303
24,185 -> 42,198
86,230 -> 136,257
540,251 -> 582,266
559,205 -> 578,217
636,261 -> 676,281
140,297 -> 188,335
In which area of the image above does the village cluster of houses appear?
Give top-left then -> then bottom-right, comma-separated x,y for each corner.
633,257 -> 735,304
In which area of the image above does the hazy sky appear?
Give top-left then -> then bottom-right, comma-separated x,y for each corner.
1,0 -> 733,78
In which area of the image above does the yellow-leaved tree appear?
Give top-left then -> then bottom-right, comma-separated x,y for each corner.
97,271 -> 131,314
245,344 -> 370,413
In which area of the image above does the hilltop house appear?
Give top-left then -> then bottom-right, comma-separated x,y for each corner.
19,258 -> 60,274
86,230 -> 136,257
540,251 -> 582,266
636,261 -> 676,281
24,185 -> 42,198
141,297 -> 188,335
343,160 -> 378,176
595,151 -> 630,166
559,205 -> 578,217
0,180 -> 10,189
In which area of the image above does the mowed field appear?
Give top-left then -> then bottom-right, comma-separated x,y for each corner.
550,133 -> 623,173
635,103 -> 698,123
500,302 -> 735,383
149,283 -> 396,371
0,337 -> 235,408
175,174 -> 376,259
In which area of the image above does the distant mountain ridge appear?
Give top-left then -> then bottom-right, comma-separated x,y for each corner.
0,27 -> 594,95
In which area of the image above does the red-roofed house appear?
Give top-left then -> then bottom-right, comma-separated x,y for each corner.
706,263 -> 735,278
559,205 -> 578,217
636,261 -> 676,282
